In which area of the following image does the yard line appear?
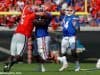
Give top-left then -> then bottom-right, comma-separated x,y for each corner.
80,68 -> 99,71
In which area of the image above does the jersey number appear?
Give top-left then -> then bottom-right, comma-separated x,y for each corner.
64,21 -> 69,29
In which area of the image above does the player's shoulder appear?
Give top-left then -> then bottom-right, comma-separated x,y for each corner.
72,15 -> 79,20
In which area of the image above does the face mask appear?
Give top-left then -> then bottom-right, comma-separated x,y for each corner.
65,10 -> 74,16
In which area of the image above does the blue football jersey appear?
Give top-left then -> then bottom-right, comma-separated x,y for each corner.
61,15 -> 79,36
35,15 -> 52,38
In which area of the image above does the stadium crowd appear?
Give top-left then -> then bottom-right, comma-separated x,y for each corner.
0,0 -> 100,28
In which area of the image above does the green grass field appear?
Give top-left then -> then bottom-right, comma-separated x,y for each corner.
0,62 -> 100,75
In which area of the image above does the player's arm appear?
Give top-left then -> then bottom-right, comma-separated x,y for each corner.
73,16 -> 80,32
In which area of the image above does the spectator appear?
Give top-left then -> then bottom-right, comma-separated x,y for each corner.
16,0 -> 25,10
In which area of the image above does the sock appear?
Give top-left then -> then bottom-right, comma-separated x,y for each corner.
57,57 -> 63,63
62,56 -> 68,64
75,61 -> 80,66
41,63 -> 45,71
41,64 -> 44,68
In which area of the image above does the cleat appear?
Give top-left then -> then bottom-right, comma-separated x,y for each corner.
3,63 -> 10,72
75,65 -> 80,72
59,56 -> 68,71
41,64 -> 46,72
59,63 -> 68,71
41,67 -> 46,72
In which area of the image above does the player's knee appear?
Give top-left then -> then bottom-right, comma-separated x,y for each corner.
66,49 -> 72,55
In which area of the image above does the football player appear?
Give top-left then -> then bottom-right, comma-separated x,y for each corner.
3,3 -> 45,72
56,6 -> 80,72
